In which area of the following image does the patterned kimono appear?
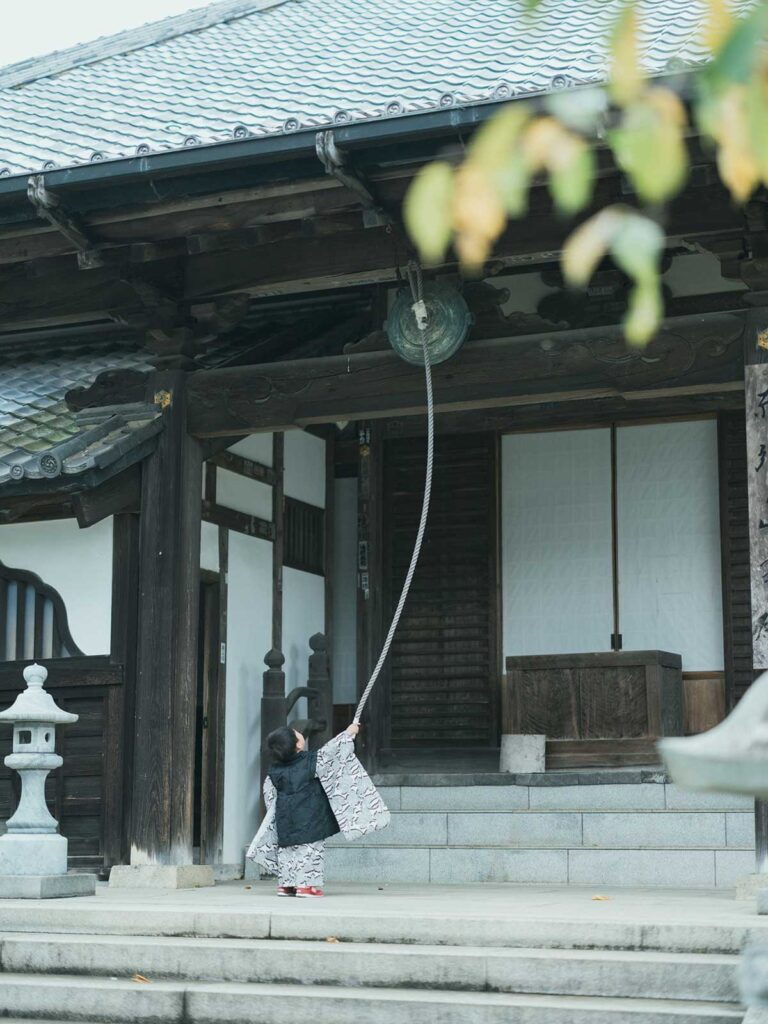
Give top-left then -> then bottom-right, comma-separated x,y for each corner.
246,731 -> 390,885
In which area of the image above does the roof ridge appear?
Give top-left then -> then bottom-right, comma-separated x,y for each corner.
0,0 -> 293,91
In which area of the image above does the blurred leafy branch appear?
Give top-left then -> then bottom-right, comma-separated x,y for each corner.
404,1 -> 768,346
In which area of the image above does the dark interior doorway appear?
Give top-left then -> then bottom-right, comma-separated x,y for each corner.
194,572 -> 225,864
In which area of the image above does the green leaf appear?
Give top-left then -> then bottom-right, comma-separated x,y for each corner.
705,2 -> 768,86
495,153 -> 531,218
610,212 -> 664,284
624,279 -> 663,346
546,87 -> 609,134
403,161 -> 455,266
609,90 -> 688,204
549,137 -> 595,215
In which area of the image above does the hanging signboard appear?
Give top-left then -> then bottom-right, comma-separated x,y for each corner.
747,362 -> 768,669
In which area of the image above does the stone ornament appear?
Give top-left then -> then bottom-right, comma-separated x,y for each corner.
0,662 -> 95,898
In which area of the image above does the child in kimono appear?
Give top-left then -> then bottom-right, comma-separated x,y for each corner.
247,722 -> 390,898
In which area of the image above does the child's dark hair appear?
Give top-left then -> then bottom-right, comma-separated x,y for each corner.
266,726 -> 299,764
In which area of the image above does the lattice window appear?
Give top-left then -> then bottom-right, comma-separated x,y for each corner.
284,497 -> 324,576
0,562 -> 83,661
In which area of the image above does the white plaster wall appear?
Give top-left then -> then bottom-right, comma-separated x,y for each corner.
502,430 -> 614,657
217,469 -> 272,520
200,520 -> 219,573
284,430 -> 325,506
283,567 -> 326,699
0,518 -> 113,655
228,434 -> 273,466
221,531 -> 272,864
332,478 -> 358,703
617,419 -> 724,670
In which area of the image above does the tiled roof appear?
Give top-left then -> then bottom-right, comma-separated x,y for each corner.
0,340 -> 160,486
0,0 -> 754,177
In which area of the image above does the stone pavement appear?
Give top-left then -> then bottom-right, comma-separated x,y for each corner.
0,880 -> 765,951
0,882 -> 760,1021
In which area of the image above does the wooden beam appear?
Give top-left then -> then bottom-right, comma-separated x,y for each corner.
202,499 -> 274,541
186,312 -> 747,437
210,449 -> 276,486
72,464 -> 141,528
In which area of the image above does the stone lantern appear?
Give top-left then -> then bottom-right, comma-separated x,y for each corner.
0,663 -> 96,898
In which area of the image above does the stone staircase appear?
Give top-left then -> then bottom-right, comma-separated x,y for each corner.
0,888 -> 747,1022
326,772 -> 756,887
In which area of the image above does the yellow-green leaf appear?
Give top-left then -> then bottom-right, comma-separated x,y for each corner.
715,85 -> 760,201
624,279 -> 663,346
549,134 -> 595,215
469,105 -> 530,172
609,88 -> 689,204
562,207 -> 625,286
747,62 -> 768,185
403,161 -> 455,266
702,0 -> 735,54
706,2 -> 768,87
610,5 -> 643,107
452,163 -> 507,271
546,88 -> 609,134
495,153 -> 531,218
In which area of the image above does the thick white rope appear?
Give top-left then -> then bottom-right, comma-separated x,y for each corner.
353,269 -> 435,724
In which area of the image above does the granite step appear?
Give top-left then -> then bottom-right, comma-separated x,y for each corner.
0,974 -> 744,1024
0,934 -> 740,1003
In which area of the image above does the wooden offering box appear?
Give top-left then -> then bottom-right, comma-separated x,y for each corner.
503,650 -> 683,769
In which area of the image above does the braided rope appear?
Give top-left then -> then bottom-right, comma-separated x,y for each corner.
353,267 -> 435,724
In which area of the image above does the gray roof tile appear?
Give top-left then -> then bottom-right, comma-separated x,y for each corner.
0,0 -> 755,177
0,341 -> 159,486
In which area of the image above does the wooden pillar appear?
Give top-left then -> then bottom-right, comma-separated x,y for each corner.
272,433 -> 285,651
357,421 -> 385,765
130,371 -> 203,866
744,313 -> 768,879
308,632 -> 332,748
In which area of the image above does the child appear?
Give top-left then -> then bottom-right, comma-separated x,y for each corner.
247,722 -> 390,897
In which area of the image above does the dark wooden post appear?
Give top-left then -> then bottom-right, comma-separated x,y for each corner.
744,311 -> 768,883
129,371 -> 203,868
260,648 -> 287,793
308,632 -> 332,747
357,421 -> 384,767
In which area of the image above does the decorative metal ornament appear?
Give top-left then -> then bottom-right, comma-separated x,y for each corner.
385,282 -> 472,367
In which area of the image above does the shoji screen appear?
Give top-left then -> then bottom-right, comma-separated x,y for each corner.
616,420 -> 723,670
502,429 -> 613,656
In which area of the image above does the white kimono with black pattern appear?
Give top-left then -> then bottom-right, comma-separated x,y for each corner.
246,732 -> 390,886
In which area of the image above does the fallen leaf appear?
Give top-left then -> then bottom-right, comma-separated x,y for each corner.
325,936 -> 340,944
244,885 -> 252,890
591,895 -> 612,902
131,974 -> 151,984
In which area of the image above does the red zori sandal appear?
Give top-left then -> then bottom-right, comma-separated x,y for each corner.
295,886 -> 324,898
277,886 -> 296,897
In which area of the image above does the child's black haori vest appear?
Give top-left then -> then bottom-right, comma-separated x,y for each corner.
268,750 -> 340,847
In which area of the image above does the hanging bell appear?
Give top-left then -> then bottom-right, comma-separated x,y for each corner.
385,282 -> 473,366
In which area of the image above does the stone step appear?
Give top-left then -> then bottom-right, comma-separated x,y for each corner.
327,809 -> 755,850
377,784 -> 753,814
326,845 -> 755,887
0,934 -> 740,1003
0,974 -> 744,1024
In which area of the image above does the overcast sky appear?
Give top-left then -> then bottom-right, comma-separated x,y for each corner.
0,0 -> 207,67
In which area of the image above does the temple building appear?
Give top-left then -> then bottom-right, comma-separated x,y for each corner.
0,0 -> 760,887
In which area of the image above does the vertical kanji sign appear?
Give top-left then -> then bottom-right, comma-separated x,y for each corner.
747,363 -> 768,669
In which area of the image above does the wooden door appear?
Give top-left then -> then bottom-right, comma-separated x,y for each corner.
383,433 -> 499,753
